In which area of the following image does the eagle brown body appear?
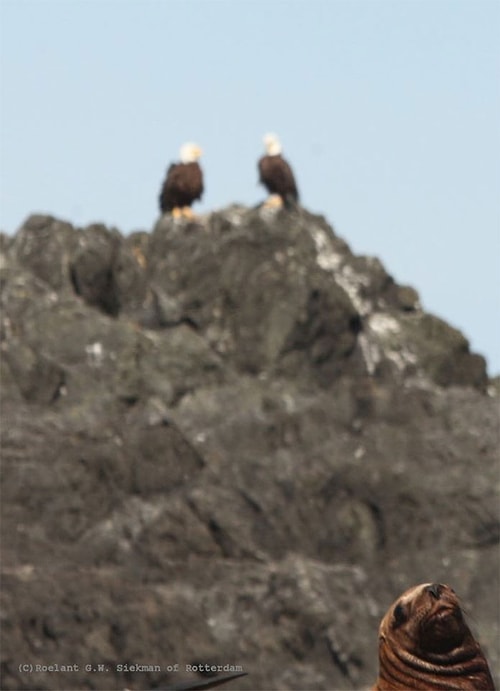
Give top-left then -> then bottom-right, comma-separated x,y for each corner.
159,143 -> 203,217
258,133 -> 299,208
159,161 -> 203,214
373,583 -> 495,690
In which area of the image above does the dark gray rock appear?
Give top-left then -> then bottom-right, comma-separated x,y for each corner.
10,215 -> 77,293
2,337 -> 65,404
70,223 -> 122,316
0,208 -> 498,691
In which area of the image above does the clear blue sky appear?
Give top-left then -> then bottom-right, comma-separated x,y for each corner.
1,0 -> 499,374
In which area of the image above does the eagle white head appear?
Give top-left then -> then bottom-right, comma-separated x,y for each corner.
263,133 -> 282,156
179,142 -> 203,163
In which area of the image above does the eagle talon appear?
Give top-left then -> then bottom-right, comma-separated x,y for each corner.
171,207 -> 183,219
263,194 -> 283,209
181,206 -> 195,219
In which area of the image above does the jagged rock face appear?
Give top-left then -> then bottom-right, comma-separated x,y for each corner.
0,208 -> 498,691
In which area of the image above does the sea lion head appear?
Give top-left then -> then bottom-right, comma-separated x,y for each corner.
380,583 -> 466,654
375,583 -> 495,690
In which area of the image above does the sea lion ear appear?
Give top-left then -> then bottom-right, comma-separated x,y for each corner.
392,602 -> 408,628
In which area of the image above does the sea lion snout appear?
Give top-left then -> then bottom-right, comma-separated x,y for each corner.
425,583 -> 444,599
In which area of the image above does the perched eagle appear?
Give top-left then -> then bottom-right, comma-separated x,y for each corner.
159,142 -> 204,218
258,133 -> 299,209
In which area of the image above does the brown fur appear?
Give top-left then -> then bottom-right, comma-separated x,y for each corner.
159,161 -> 204,213
258,154 -> 299,207
373,583 -> 495,690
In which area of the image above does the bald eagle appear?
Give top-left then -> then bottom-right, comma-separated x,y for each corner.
159,142 -> 204,218
258,133 -> 299,209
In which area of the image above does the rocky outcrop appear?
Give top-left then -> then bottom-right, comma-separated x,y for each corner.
1,207 -> 498,690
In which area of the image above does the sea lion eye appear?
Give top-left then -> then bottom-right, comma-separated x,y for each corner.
393,603 -> 408,628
